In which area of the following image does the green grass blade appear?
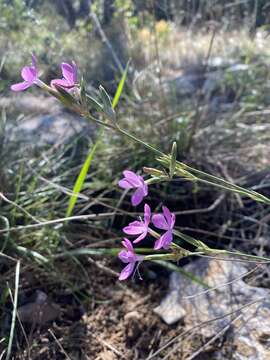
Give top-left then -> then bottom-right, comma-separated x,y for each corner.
66,61 -> 130,216
16,246 -> 49,264
66,137 -> 100,217
112,59 -> 130,109
6,261 -> 20,360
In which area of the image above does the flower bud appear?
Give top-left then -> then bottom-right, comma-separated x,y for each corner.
143,167 -> 164,176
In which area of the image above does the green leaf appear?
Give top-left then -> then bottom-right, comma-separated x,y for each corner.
112,59 -> 130,109
6,261 -> 20,360
16,246 -> 49,264
86,94 -> 103,112
99,85 -> 116,121
80,77 -> 87,106
66,134 -> 101,217
54,85 -> 77,106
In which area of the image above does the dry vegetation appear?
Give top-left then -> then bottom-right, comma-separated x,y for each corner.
1,1 -> 270,359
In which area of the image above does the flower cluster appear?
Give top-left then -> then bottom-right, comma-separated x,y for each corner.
11,54 -> 78,92
11,57 -> 176,282
118,170 -> 175,280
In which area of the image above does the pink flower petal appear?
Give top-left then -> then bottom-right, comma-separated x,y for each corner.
123,221 -> 145,235
71,61 -> 77,83
11,81 -> 31,92
118,249 -> 129,263
144,204 -> 151,224
152,213 -> 169,230
61,62 -> 76,84
21,66 -> 36,82
119,262 -> 135,281
133,230 -> 147,243
118,179 -> 135,189
51,78 -> 71,88
154,231 -> 173,250
123,170 -> 141,187
162,206 -> 175,228
131,187 -> 144,206
160,230 -> 173,249
31,53 -> 37,68
171,213 -> 176,228
122,238 -> 133,252
154,237 -> 164,250
142,180 -> 148,196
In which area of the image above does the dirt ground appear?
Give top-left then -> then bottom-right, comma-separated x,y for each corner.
3,256 -> 213,360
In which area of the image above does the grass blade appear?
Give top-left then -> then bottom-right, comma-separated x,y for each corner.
66,137 -> 100,217
112,59 -> 130,109
6,261 -> 20,360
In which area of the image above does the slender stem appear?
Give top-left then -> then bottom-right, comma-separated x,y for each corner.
144,253 -> 177,261
117,126 -> 163,156
208,248 -> 270,263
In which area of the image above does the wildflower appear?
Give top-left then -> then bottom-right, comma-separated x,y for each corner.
51,62 -> 77,89
118,170 -> 148,206
11,54 -> 39,92
152,206 -> 175,250
123,204 -> 151,243
118,238 -> 144,280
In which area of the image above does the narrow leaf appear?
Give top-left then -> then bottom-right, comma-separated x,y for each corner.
86,94 -> 103,112
6,261 -> 20,360
99,85 -> 116,121
54,85 -> 76,106
66,135 -> 101,217
112,59 -> 130,109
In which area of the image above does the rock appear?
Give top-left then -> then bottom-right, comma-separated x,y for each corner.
18,290 -> 60,325
164,73 -> 201,97
153,273 -> 186,325
232,303 -> 270,360
1,93 -> 93,146
11,112 -> 90,146
154,258 -> 270,359
0,94 -> 60,115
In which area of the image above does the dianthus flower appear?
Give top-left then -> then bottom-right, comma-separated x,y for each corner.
118,170 -> 148,206
51,62 -> 77,89
118,238 -> 144,280
11,54 -> 40,92
123,204 -> 151,243
152,206 -> 175,249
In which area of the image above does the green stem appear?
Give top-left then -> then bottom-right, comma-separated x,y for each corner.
206,248 -> 270,263
53,89 -> 270,205
144,253 -> 177,261
117,126 -> 163,156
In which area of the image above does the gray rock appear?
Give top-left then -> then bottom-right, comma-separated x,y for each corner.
12,112 -> 89,146
164,73 -> 200,97
0,94 -> 60,115
18,290 -> 60,325
154,258 -> 270,359
2,94 -> 93,146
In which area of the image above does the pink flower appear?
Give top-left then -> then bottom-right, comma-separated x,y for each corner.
123,204 -> 151,243
152,206 -> 175,250
118,170 -> 148,206
118,238 -> 144,280
11,54 -> 39,92
51,62 -> 77,89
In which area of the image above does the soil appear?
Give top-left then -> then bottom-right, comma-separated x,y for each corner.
3,258 -> 195,360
